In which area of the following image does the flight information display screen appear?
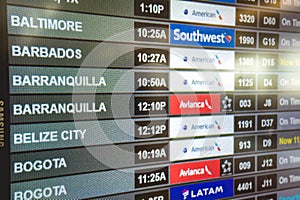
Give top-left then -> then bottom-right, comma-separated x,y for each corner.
1,0 -> 300,199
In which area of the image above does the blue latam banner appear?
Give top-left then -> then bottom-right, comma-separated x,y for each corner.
170,178 -> 234,200
170,24 -> 235,48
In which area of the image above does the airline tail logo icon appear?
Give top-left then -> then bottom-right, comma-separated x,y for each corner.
215,120 -> 222,130
215,142 -> 221,151
215,55 -> 222,65
216,10 -> 223,20
215,77 -> 222,86
182,189 -> 189,199
225,35 -> 232,42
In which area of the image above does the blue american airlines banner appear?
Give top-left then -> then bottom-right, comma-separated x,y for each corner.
170,23 -> 235,48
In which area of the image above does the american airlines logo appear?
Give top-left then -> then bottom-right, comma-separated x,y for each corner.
215,120 -> 222,130
171,1 -> 236,27
216,10 -> 223,20
215,55 -> 222,64
184,9 -> 223,21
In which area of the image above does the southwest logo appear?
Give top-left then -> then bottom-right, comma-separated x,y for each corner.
225,35 -> 232,42
171,24 -> 235,48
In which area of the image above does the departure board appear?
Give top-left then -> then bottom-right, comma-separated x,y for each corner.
1,0 -> 300,199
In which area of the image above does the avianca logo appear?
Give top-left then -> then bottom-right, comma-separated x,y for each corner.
170,94 -> 221,115
173,29 -> 232,44
179,165 -> 212,177
179,99 -> 212,109
170,160 -> 220,184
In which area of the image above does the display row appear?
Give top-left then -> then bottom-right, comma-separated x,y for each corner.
9,67 -> 300,93
6,6 -> 300,50
6,0 -> 300,21
97,186 -> 300,200
10,135 -> 300,181
8,38 -> 300,71
10,117 -> 300,152
8,93 -> 300,123
11,164 -> 300,199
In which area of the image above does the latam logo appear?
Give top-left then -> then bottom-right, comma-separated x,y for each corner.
170,24 -> 235,48
170,160 -> 220,184
182,187 -> 223,200
170,94 -> 221,115
170,179 -> 234,200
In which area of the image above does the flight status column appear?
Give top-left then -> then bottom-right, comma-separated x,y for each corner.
2,0 -> 300,199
